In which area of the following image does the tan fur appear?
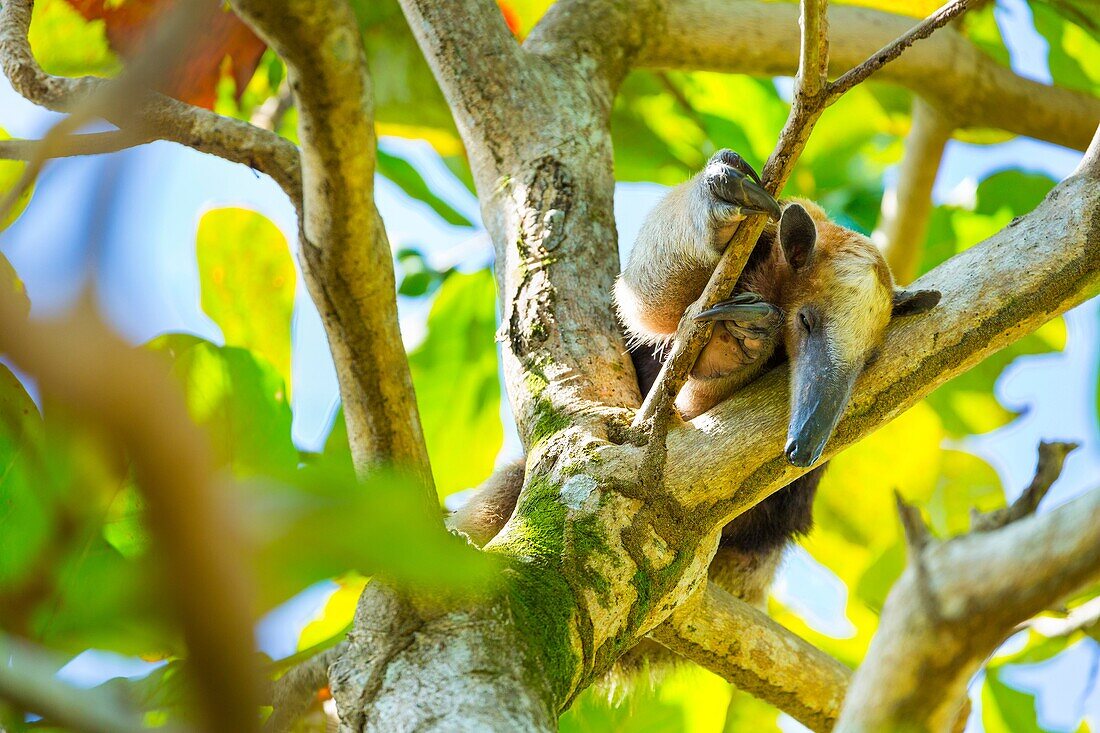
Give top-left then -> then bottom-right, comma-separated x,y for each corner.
448,459 -> 526,546
780,200 -> 895,372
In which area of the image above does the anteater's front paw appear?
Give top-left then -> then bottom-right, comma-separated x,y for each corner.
700,149 -> 781,224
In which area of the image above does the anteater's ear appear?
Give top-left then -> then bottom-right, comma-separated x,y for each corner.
892,288 -> 941,317
779,203 -> 817,270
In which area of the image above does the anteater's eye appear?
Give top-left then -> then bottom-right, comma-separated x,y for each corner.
798,310 -> 813,334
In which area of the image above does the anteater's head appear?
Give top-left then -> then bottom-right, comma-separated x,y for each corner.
777,200 -> 940,468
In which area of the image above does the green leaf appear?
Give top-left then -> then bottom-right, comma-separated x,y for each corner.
962,2 -> 1013,67
148,335 -> 298,477
409,270 -> 503,499
926,449 -> 1005,537
982,667 -> 1046,733
377,150 -> 474,227
0,250 -> 30,317
0,363 -> 46,588
28,0 -> 119,78
351,0 -> 463,153
1032,3 -> 1100,95
612,72 -> 787,185
248,463 -> 498,607
196,208 -> 295,389
0,129 -> 34,233
926,314 -> 1065,437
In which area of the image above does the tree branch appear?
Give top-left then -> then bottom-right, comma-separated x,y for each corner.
970,441 -> 1079,532
824,0 -> 971,103
396,0 -> 528,157
650,583 -> 850,732
524,0 -> 665,93
0,295 -> 261,733
0,130 -> 152,160
263,642 -> 347,733
642,0 -> 1099,151
397,0 -> 646,447
876,97 -> 956,285
230,0 -> 437,509
836,444 -> 1097,732
0,0 -> 302,203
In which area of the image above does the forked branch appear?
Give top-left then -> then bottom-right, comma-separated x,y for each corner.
836,442 -> 1097,732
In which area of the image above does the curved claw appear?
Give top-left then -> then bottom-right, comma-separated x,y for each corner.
709,149 -> 763,187
702,157 -> 782,222
695,295 -> 783,325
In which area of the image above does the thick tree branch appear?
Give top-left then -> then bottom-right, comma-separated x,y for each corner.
396,0 -> 528,158
0,295 -> 261,733
230,0 -> 437,508
660,159 -> 1100,526
642,0 -> 1099,151
524,0 -> 666,94
398,0 -> 646,447
0,0 -> 302,203
836,444 -> 1097,732
651,583 -> 850,732
876,97 -> 956,285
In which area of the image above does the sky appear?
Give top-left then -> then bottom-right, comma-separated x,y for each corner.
1,0 -> 1098,728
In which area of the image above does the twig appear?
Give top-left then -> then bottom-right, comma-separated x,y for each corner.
0,0 -> 219,223
896,490 -> 932,552
0,292 -> 262,733
1024,595 -> 1100,638
0,632 -> 193,733
263,642 -> 347,733
0,130 -> 152,160
971,441 -> 1079,532
825,0 -> 972,103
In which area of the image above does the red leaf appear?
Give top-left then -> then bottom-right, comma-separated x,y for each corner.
496,0 -> 522,38
63,0 -> 266,109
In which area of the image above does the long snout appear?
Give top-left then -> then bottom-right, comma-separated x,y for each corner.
784,337 -> 860,469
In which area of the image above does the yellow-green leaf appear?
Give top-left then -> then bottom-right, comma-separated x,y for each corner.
28,0 -> 119,78
296,574 -> 367,652
196,207 -> 295,390
409,270 -> 503,499
0,129 -> 34,233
